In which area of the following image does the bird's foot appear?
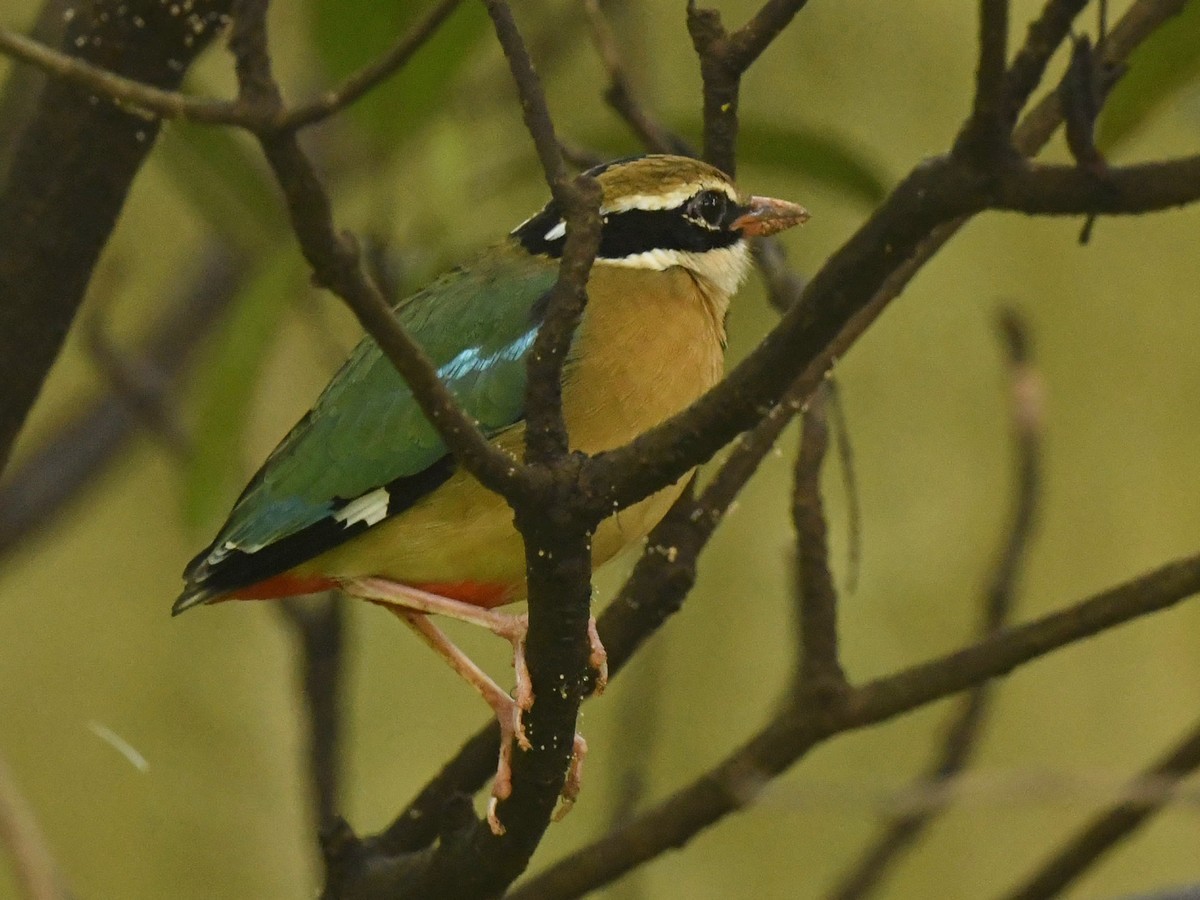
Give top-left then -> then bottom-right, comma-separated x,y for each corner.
552,733 -> 588,822
587,617 -> 608,694
486,689 -> 531,836
490,730 -> 589,834
344,578 -> 606,833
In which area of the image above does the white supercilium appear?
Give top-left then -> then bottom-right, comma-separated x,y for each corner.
602,180 -> 738,214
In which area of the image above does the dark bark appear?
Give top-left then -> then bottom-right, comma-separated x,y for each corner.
0,0 -> 232,474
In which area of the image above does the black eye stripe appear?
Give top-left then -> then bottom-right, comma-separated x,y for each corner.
597,207 -> 741,257
514,194 -> 742,259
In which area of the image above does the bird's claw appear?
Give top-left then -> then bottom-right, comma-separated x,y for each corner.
552,733 -> 588,822
587,617 -> 608,694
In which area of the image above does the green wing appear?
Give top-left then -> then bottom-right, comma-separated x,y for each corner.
189,243 -> 556,585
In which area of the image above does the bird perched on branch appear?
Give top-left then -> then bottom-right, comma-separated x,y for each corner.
174,154 -> 808,833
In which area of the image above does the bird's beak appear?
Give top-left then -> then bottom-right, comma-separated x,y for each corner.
730,196 -> 810,237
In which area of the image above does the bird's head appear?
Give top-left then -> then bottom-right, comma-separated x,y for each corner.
511,154 -> 809,300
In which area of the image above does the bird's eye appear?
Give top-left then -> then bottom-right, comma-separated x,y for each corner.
687,190 -> 728,228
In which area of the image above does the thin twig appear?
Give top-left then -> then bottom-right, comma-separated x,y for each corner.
0,246 -> 238,561
1003,0 -> 1090,126
1002,718 -> 1200,900
582,0 -> 685,155
792,383 -> 846,692
721,0 -> 813,73
279,0 -> 464,130
829,311 -> 1043,900
686,0 -> 810,173
278,595 -> 346,827
954,0 -> 1014,162
0,1 -> 463,132
481,0 -> 601,466
480,0 -> 570,195
0,26 -> 247,126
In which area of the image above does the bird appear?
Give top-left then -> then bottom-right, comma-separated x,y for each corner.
174,154 -> 809,832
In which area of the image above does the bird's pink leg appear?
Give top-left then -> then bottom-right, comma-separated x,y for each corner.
343,576 -> 608,833
386,609 -> 525,835
391,609 -> 530,748
346,577 -> 534,712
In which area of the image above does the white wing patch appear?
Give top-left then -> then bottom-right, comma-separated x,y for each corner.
334,487 -> 391,529
544,220 -> 566,241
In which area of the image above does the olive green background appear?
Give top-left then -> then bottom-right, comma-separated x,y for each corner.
2,1 -> 1199,897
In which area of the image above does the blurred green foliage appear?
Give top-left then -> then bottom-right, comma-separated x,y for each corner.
183,251 -> 304,529
311,0 -> 491,153
157,122 -> 284,248
1100,1 -> 1200,149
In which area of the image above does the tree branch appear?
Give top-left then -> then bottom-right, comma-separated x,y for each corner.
993,155 -> 1200,213
0,0 -> 231,475
322,4 -> 605,893
479,0 -> 602,466
0,0 -> 463,132
509,550 -> 1200,899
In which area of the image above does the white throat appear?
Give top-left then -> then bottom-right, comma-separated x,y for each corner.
596,241 -> 751,299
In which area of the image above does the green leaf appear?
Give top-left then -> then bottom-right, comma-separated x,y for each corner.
1099,2 -> 1200,150
182,251 -> 301,529
310,0 -> 490,151
734,121 -> 890,206
157,121 -> 284,248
